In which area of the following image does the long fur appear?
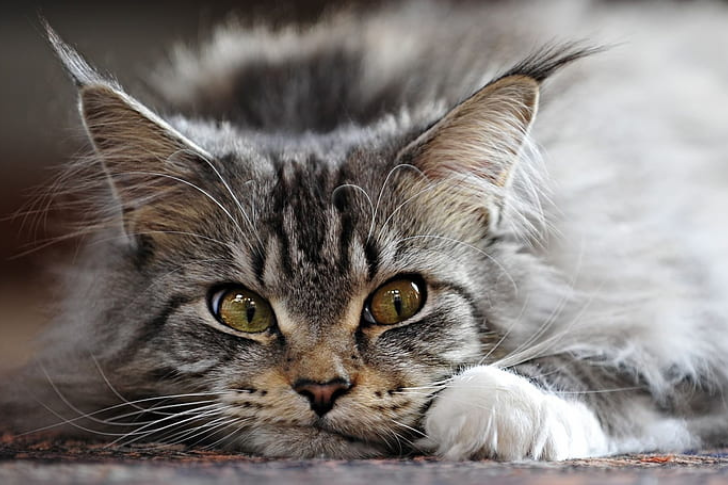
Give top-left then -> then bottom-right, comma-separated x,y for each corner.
4,0 -> 728,460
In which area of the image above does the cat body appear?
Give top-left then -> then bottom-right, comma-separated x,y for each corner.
4,0 -> 728,460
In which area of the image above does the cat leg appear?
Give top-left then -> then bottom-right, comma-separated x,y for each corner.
419,365 -> 611,460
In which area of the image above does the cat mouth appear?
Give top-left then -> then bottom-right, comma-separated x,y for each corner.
310,421 -> 369,444
310,421 -> 419,456
244,423 -> 392,458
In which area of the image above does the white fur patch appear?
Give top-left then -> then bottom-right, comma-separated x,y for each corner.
420,366 -> 609,461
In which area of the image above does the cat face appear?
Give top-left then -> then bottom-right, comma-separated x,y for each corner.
77,93 -> 529,457
98,131 -> 497,457
43,26 -> 568,457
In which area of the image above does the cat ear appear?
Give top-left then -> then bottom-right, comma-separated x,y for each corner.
79,84 -> 209,202
45,21 -> 212,237
398,46 -> 598,230
407,75 -> 538,185
398,75 -> 539,229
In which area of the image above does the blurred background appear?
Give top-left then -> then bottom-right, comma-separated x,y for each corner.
0,0 -> 360,370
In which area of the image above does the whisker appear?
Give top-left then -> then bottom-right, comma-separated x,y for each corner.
89,354 -> 144,414
20,390 -> 230,436
332,183 -> 374,235
118,171 -> 252,250
104,400 -> 220,423
376,174 -> 464,243
189,150 -> 264,255
478,294 -> 532,365
203,417 -> 255,450
37,364 -> 151,431
494,286 -> 602,369
109,404 -> 228,447
500,241 -> 587,363
552,386 -> 644,395
500,290 -> 574,366
151,413 -> 236,445
390,418 -> 428,440
27,396 -> 172,438
395,234 -> 518,291
183,417 -> 245,447
385,428 -> 406,455
370,163 -> 428,243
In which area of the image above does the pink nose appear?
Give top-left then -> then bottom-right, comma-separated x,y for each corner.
293,378 -> 352,416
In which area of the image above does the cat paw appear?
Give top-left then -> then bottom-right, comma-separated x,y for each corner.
419,366 -> 608,461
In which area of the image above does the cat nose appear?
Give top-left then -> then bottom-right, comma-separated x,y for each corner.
293,378 -> 352,417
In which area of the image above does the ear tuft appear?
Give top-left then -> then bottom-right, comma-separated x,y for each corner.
400,43 -> 599,193
41,17 -> 115,89
495,43 -> 602,84
41,22 -> 213,239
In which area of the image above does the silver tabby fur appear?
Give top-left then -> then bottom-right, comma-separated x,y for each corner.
3,0 -> 728,460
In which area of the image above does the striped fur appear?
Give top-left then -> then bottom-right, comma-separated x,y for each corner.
3,0 -> 728,460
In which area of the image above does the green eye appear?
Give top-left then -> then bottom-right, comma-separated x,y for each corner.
364,277 -> 426,325
211,287 -> 274,333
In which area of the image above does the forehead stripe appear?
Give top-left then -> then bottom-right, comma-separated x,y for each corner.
364,240 -> 380,281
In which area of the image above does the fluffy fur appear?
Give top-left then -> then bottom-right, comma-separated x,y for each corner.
3,0 -> 728,460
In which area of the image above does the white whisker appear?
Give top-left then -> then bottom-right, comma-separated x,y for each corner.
119,170 -> 252,250
109,404 -> 228,447
395,234 -> 518,291
189,149 -> 265,254
332,183 -> 375,237
370,163 -> 428,243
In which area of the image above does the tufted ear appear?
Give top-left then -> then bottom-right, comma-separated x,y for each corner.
397,46 -> 597,231
396,75 -> 539,232
45,20 -> 212,238
78,84 -> 209,210
406,75 -> 537,189
404,75 -> 539,189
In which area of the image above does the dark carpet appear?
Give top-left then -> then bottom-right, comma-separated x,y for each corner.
2,433 -> 728,484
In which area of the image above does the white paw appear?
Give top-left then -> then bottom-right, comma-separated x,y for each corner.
420,366 -> 609,461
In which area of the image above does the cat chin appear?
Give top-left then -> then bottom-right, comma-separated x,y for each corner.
228,425 -> 391,459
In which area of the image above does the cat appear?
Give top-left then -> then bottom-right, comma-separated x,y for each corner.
3,0 -> 728,460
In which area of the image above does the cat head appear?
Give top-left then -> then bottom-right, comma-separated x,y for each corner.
40,23 -> 587,458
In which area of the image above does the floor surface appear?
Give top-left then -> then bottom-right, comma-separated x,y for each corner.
2,435 -> 727,485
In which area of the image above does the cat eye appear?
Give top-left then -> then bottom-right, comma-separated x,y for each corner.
363,277 -> 426,325
210,287 -> 274,333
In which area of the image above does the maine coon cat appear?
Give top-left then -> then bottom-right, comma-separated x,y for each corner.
3,0 -> 728,460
